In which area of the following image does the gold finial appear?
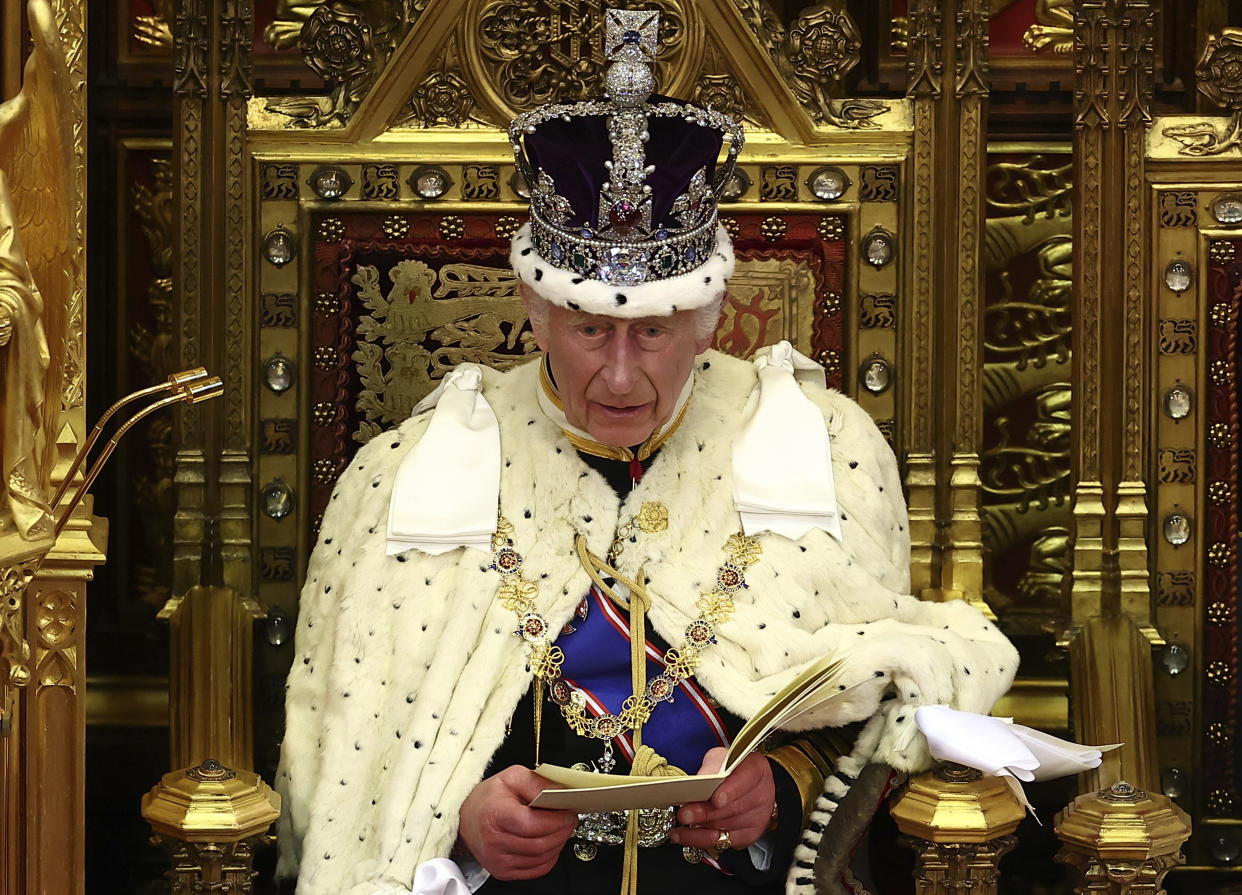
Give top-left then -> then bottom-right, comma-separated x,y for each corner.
185,758 -> 238,783
935,761 -> 984,784
1098,780 -> 1145,804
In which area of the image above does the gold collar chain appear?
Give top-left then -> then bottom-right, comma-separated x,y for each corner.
489,512 -> 763,745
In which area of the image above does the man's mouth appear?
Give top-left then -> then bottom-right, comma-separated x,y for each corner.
593,401 -> 648,418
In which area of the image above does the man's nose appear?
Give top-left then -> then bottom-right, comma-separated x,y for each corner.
599,336 -> 640,393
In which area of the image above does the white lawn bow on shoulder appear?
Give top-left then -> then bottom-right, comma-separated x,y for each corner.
732,341 -> 844,542
915,704 -> 1120,813
386,364 -> 500,555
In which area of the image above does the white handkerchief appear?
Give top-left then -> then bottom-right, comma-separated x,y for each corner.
1010,724 -> 1119,781
915,705 -> 1120,814
915,705 -> 1040,780
386,364 -> 500,556
412,858 -> 474,895
732,341 -> 843,542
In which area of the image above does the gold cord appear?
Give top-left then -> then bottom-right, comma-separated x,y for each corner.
572,539 -> 678,895
534,677 -> 543,767
621,567 -> 647,895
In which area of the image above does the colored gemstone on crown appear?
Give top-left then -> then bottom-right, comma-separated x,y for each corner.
608,200 -> 642,233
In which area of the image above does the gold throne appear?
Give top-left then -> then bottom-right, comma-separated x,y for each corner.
12,1 -> 1242,893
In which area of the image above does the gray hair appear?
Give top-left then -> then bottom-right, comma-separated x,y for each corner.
693,293 -> 725,342
521,283 -> 551,334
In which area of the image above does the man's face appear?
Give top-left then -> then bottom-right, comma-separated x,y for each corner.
528,296 -> 713,448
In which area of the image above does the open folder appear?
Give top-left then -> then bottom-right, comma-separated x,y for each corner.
530,652 -> 867,812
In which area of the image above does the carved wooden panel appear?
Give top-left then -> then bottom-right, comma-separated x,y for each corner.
980,147 -> 1072,656
1202,234 -> 1240,818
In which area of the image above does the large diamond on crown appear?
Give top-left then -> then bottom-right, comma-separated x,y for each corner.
598,246 -> 650,285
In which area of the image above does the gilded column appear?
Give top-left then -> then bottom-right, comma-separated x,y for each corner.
172,0 -> 255,594
3,3 -> 106,894
1114,2 -> 1155,631
1067,0 -> 1159,791
166,0 -> 258,777
217,0 -> 255,594
903,1 -> 943,597
940,0 -> 990,614
52,0 -> 87,413
21,521 -> 104,895
1070,2 -> 1109,625
35,6 -> 106,882
905,0 -> 990,614
160,587 -> 264,771
172,0 -> 210,595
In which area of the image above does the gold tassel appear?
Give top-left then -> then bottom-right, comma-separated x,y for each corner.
619,570 -> 689,895
621,745 -> 688,895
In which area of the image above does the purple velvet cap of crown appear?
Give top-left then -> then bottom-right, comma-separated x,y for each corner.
523,95 -> 724,231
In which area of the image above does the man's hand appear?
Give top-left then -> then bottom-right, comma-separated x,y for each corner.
670,749 -> 775,852
457,765 -> 578,880
0,305 -> 12,346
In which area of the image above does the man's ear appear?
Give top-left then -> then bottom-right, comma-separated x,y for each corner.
519,283 -> 551,353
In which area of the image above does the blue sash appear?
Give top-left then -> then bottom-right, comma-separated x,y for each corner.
557,586 -> 731,772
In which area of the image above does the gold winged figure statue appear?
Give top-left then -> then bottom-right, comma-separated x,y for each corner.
0,0 -> 77,540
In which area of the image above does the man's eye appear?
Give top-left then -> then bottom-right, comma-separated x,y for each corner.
636,325 -> 668,340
